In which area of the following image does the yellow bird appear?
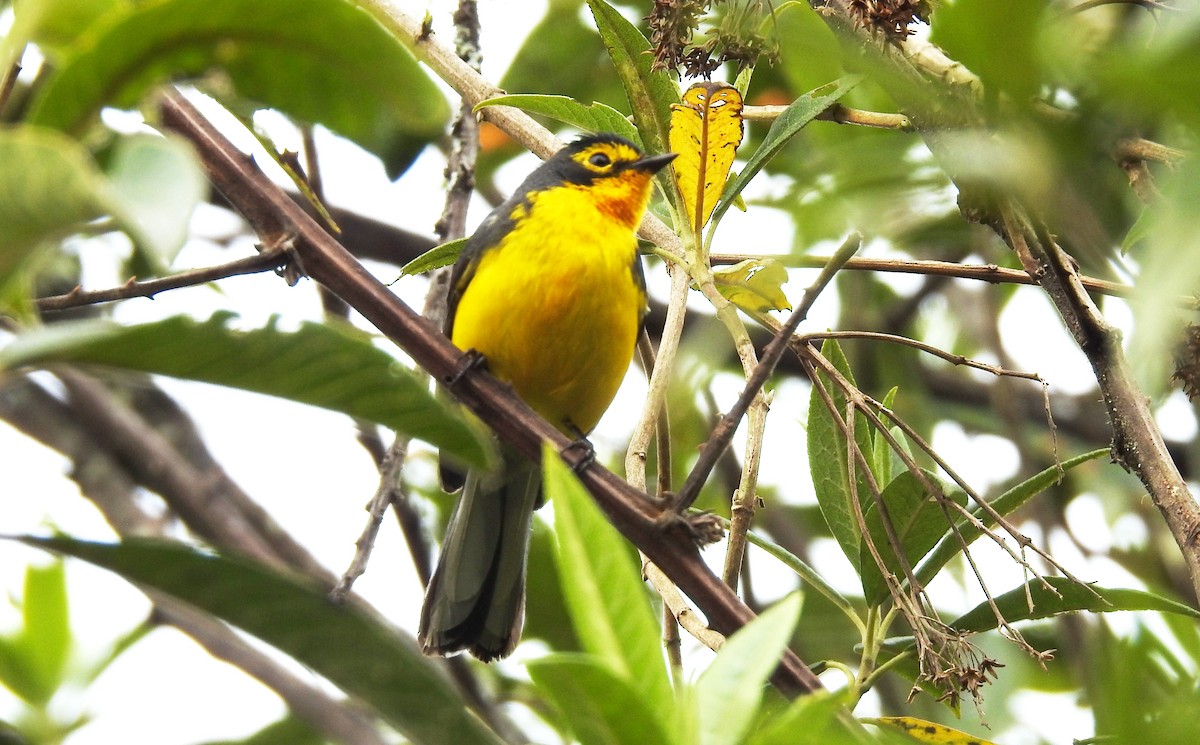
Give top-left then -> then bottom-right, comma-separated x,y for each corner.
419,134 -> 675,661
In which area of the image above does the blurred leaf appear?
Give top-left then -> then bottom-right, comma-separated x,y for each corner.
710,76 -> 859,230
669,82 -> 745,235
102,133 -> 206,266
500,0 -> 623,107
916,449 -> 1108,588
696,594 -> 802,745
952,577 -> 1200,634
745,690 -> 854,745
527,654 -> 672,745
400,237 -> 466,277
0,126 -> 110,274
0,315 -> 493,468
18,536 -> 504,745
712,257 -> 792,313
931,0 -> 1045,103
543,445 -> 674,714
4,0 -> 125,63
860,471 -> 967,606
27,0 -> 448,175
585,0 -> 678,161
807,338 -> 873,567
475,94 -> 639,145
19,562 -> 71,705
198,716 -> 324,745
866,717 -> 996,745
522,518 -> 581,651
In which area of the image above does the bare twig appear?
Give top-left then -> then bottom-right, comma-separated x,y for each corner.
743,102 -> 914,131
35,247 -> 291,312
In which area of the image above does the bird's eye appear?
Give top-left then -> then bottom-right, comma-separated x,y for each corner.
588,152 -> 612,168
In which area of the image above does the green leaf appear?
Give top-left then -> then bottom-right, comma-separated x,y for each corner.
713,258 -> 792,313
475,94 -> 639,146
710,77 -> 860,230
5,0 -> 125,59
860,471 -> 967,607
696,594 -> 803,745
915,449 -> 1108,588
27,0 -> 449,175
542,444 -> 674,715
870,388 -> 900,486
18,536 -> 504,745
806,338 -> 872,566
197,716 -> 324,745
585,0 -> 678,159
0,315 -> 493,468
951,577 -> 1200,634
0,126 -> 111,275
400,237 -> 467,277
103,133 -> 206,266
527,654 -> 672,745
746,691 -> 855,745
932,0 -> 1045,104
19,561 -> 71,705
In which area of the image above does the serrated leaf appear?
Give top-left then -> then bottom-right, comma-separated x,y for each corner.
867,717 -> 997,745
17,536 -> 504,745
669,82 -> 744,235
400,237 -> 467,277
528,654 -> 672,745
585,0 -> 678,192
0,315 -> 492,468
104,133 -> 206,266
696,594 -> 803,745
713,258 -> 792,313
0,126 -> 111,274
860,471 -> 967,606
711,76 -> 860,229
475,94 -> 639,146
806,338 -> 873,566
915,449 -> 1108,588
542,444 -> 673,715
27,0 -> 448,175
953,576 -> 1200,633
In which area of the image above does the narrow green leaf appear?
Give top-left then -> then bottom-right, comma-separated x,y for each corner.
543,444 -> 674,715
806,338 -> 872,566
0,126 -> 110,271
915,449 -> 1108,587
28,0 -> 448,174
696,594 -> 803,745
104,133 -> 206,266
400,237 -> 467,277
952,577 -> 1200,634
19,561 -> 71,704
0,315 -> 493,468
710,76 -> 860,229
475,94 -> 639,146
18,536 -> 504,745
871,388 -> 900,485
860,471 -> 967,606
585,0 -> 678,158
528,654 -> 672,745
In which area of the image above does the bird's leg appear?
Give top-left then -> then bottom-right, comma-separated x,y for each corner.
443,348 -> 488,387
560,422 -> 596,475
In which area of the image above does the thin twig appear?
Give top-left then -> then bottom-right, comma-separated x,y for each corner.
35,247 -> 291,312
743,102 -> 914,131
673,233 -> 862,512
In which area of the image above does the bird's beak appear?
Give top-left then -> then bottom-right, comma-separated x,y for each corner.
630,152 -> 678,174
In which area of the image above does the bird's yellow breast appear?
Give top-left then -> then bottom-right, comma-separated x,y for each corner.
450,182 -> 648,435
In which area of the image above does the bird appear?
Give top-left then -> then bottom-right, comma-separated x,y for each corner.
418,133 -> 676,661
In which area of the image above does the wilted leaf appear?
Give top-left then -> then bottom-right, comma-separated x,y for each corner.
712,258 -> 791,313
866,717 -> 997,745
669,82 -> 744,235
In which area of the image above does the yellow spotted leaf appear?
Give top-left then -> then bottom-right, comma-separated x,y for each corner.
669,82 -> 744,235
866,717 -> 997,745
713,258 -> 791,314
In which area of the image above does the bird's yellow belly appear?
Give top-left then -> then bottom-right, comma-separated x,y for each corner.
451,211 -> 643,435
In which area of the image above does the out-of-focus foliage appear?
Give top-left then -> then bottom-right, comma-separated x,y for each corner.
3,1 -> 1200,744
